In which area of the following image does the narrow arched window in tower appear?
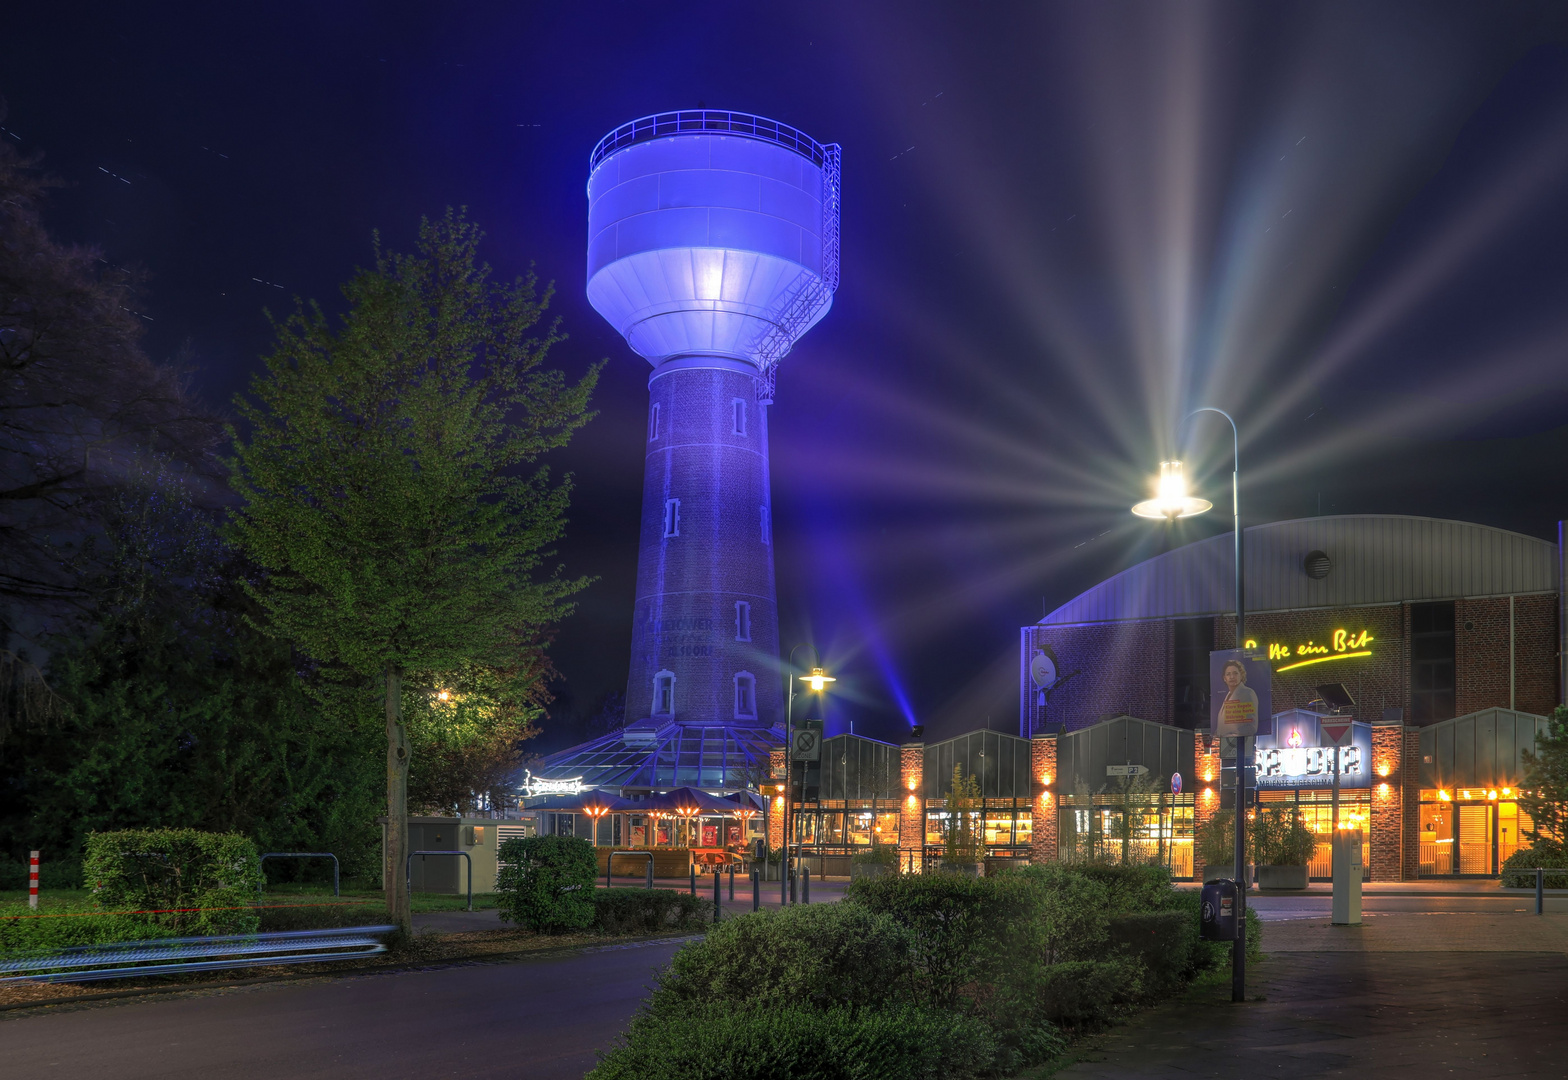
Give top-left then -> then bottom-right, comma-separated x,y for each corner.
733,672 -> 756,720
663,498 -> 680,538
652,670 -> 675,716
732,398 -> 747,436
735,601 -> 751,642
760,505 -> 770,545
648,402 -> 661,441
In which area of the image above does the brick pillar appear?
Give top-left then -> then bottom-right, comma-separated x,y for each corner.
1401,726 -> 1422,881
1030,734 -> 1058,863
1370,722 -> 1404,881
900,742 -> 924,873
768,746 -> 786,851
1195,734 -> 1221,837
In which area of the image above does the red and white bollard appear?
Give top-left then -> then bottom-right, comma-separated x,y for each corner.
29,850 -> 40,910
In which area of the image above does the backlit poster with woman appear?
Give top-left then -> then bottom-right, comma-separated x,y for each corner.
1209,649 -> 1269,738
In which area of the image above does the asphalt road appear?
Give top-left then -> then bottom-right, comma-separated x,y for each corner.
0,938 -> 688,1080
1250,892 -> 1565,920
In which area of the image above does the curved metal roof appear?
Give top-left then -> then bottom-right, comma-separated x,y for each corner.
1041,515 -> 1559,626
531,722 -> 784,792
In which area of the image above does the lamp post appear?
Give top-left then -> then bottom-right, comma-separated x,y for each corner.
783,645 -> 833,904
1133,406 -> 1248,1003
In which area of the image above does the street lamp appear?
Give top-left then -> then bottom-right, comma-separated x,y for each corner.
1134,406 -> 1248,1003
783,647 -> 833,904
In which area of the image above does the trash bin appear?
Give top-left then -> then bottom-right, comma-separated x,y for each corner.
1200,878 -> 1238,942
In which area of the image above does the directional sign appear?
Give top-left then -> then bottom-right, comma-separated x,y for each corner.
1106,764 -> 1148,777
1320,717 -> 1355,747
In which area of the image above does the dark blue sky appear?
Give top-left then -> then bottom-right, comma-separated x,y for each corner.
8,2 -> 1568,744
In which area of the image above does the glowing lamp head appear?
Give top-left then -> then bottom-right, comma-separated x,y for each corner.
801,667 -> 836,693
436,690 -> 452,702
1132,460 -> 1213,520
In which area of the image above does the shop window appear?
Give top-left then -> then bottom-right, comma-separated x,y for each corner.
733,672 -> 756,720
1410,601 -> 1456,722
652,670 -> 675,716
735,601 -> 751,642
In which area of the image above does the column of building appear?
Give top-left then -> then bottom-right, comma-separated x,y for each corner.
899,740 -> 924,873
1029,734 -> 1057,863
1194,734 -> 1221,841
768,746 -> 786,852
1369,719 -> 1406,881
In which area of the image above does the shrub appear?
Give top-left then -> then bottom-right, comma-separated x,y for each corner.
1005,863 -> 1111,963
591,888 -> 709,934
654,903 -> 915,1012
846,871 -> 1037,1008
496,835 -> 597,933
1107,911 -> 1196,993
1501,840 -> 1568,889
1045,861 -> 1168,916
1253,807 -> 1316,866
1029,957 -> 1144,1029
588,1003 -> 1000,1080
83,829 -> 263,935
0,910 -> 174,958
1196,810 -> 1235,868
851,844 -> 900,868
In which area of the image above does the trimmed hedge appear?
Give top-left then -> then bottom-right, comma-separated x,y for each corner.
1501,842 -> 1568,889
84,829 -> 263,935
0,910 -> 177,959
1107,911 -> 1196,993
653,903 -> 913,1012
588,1003 -> 1001,1080
591,888 -> 709,934
496,835 -> 597,933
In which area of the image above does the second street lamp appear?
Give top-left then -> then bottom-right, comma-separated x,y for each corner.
1133,406 -> 1249,1004
783,647 -> 834,904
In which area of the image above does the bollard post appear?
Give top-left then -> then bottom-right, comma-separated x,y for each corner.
690,864 -> 696,896
606,853 -> 612,890
752,866 -> 760,912
1538,868 -> 1546,915
728,864 -> 735,902
781,859 -> 788,906
28,850 -> 39,911
789,866 -> 796,904
645,858 -> 653,891
803,864 -> 810,904
713,868 -> 721,922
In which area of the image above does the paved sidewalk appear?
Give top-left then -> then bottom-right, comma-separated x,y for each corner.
1059,914 -> 1568,1079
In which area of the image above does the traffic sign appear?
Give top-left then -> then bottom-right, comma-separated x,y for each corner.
791,728 -> 822,761
1106,764 -> 1148,777
1320,717 -> 1355,747
1171,772 -> 1182,795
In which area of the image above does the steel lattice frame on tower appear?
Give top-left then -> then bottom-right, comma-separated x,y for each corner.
584,109 -> 841,747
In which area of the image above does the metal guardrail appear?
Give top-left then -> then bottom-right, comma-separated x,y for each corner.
0,925 -> 396,984
260,852 -> 339,896
406,850 -> 472,911
590,110 -> 832,171
605,850 -> 654,890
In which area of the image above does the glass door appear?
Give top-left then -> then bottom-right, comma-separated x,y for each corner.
1420,798 -> 1453,875
1456,804 -> 1493,874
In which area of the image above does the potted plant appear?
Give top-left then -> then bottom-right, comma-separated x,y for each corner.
851,843 -> 900,880
1195,809 -> 1252,885
1253,807 -> 1315,890
939,765 -> 985,875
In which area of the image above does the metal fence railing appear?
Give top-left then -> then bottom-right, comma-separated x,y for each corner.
0,925 -> 396,984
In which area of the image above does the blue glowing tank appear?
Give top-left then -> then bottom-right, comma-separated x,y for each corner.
586,111 -> 841,730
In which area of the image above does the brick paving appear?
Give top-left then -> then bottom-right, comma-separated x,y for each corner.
1059,915 -> 1568,1079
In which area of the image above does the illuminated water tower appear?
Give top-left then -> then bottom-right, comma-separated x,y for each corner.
586,111 -> 841,730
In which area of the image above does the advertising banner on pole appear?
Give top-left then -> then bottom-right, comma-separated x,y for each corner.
1210,649 -> 1270,739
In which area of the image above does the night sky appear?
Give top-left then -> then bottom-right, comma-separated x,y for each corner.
8,2 -> 1568,746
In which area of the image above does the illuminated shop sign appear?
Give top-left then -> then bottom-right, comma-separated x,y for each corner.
520,771 -> 586,798
1243,629 -> 1375,673
1253,715 -> 1372,790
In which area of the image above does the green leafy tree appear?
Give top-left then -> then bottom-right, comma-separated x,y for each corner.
227,211 -> 600,929
943,765 -> 984,865
495,835 -> 598,932
1520,706 -> 1568,848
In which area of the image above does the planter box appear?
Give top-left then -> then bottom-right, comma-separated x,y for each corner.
1201,864 -> 1256,885
940,860 -> 983,877
1256,864 -> 1308,890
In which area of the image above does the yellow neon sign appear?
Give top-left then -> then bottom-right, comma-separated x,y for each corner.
1275,650 -> 1373,673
